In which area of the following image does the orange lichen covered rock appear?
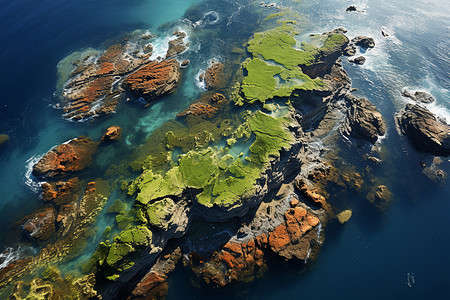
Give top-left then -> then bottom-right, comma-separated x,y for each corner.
296,179 -> 331,212
130,248 -> 182,300
190,201 -> 322,287
61,43 -> 152,121
122,59 -> 180,101
32,137 -> 98,180
177,92 -> 227,120
101,125 -> 122,142
204,63 -> 227,90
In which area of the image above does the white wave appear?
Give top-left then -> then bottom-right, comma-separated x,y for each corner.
0,246 -> 35,270
192,11 -> 221,28
304,246 -> 312,263
24,154 -> 44,193
194,69 -> 207,90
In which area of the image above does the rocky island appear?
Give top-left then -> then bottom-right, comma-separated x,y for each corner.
2,2 -> 446,299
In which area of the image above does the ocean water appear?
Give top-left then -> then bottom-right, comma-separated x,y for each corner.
0,0 -> 449,298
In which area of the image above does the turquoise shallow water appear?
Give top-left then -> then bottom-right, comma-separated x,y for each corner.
0,0 -> 449,298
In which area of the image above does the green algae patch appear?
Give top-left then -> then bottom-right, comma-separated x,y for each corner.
130,167 -> 186,205
238,58 -> 324,105
99,225 -> 153,278
82,241 -> 111,274
128,110 -> 293,208
247,111 -> 293,163
107,199 -> 126,213
264,12 -> 285,21
232,23 -> 349,106
247,23 -> 317,70
179,148 -> 219,189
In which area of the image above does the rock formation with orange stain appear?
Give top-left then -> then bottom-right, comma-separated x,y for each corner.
177,92 -> 227,119
101,125 -> 122,143
129,247 -> 182,300
189,192 -> 324,287
204,62 -> 227,90
41,177 -> 80,206
32,137 -> 98,180
61,44 -> 153,121
122,59 -> 181,102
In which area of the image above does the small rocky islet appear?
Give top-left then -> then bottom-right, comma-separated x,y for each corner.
0,5 -> 448,300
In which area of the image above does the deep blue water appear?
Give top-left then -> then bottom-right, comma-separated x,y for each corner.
0,0 -> 449,298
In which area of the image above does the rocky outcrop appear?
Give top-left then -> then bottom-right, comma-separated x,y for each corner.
61,44 -> 153,121
367,185 -> 391,211
32,137 -> 98,180
189,196 -> 322,287
41,177 -> 80,206
344,36 -> 375,57
180,60 -> 190,68
351,36 -> 375,49
165,31 -> 188,59
130,247 -> 181,300
203,63 -> 227,90
396,104 -> 450,156
346,5 -> 357,12
402,90 -> 435,103
101,125 -> 122,143
422,157 -> 447,185
23,208 -> 57,242
177,92 -> 227,120
301,29 -> 349,78
340,95 -> 386,144
349,56 -> 366,65
122,59 -> 181,102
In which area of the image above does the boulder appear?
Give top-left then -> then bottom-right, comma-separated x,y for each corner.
0,134 -> 9,146
340,95 -> 386,144
204,62 -> 227,90
101,125 -> 122,142
32,137 -> 99,180
180,60 -> 190,68
23,208 -> 57,242
367,185 -> 391,211
396,104 -> 450,156
346,5 -> 357,12
165,31 -> 188,59
349,56 -> 366,65
351,36 -> 375,49
402,90 -> 435,103
122,59 -> 181,102
336,210 -> 352,224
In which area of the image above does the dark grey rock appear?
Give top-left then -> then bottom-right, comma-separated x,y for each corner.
349,56 -> 366,65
